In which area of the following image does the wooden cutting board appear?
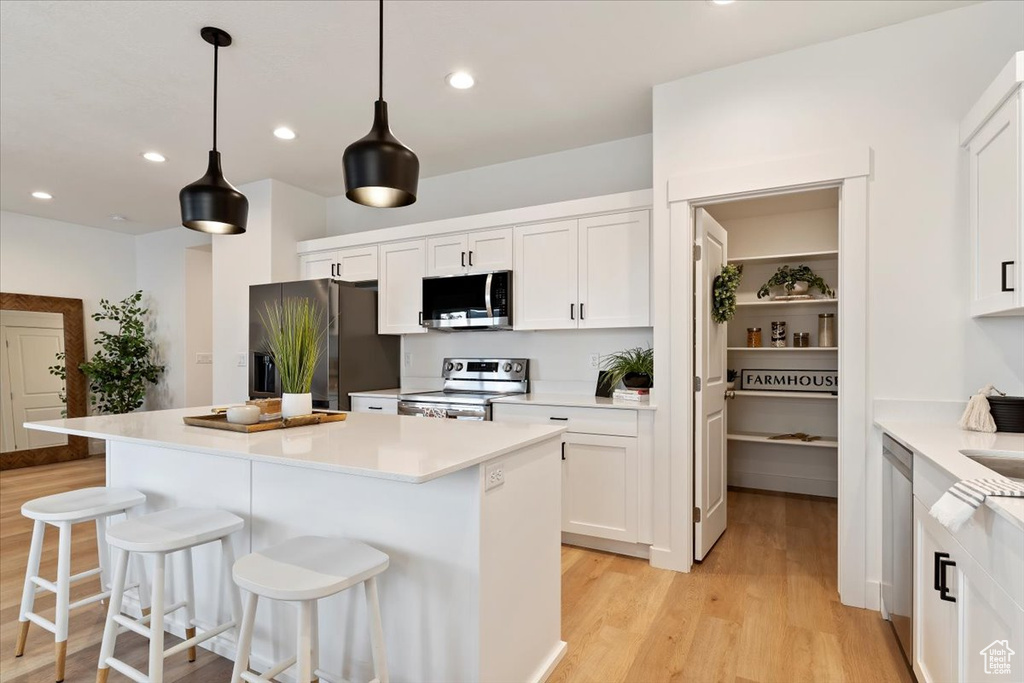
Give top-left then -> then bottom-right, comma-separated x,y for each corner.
183,410 -> 347,433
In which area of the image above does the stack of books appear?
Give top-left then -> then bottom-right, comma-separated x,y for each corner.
612,388 -> 650,402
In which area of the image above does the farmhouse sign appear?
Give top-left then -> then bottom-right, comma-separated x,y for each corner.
740,369 -> 838,393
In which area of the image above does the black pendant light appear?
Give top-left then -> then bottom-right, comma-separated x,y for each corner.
343,0 -> 419,208
180,27 -> 248,234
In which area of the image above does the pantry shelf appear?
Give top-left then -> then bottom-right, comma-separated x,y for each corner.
727,347 -> 837,352
727,432 -> 838,449
727,250 -> 839,266
735,298 -> 838,308
730,390 -> 838,400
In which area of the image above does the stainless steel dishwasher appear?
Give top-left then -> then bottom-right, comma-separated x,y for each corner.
882,433 -> 914,665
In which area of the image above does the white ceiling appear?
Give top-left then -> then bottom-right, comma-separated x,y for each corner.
0,0 -> 975,234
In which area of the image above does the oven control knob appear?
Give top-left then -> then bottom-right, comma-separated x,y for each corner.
445,362 -> 455,372
514,363 -> 523,373
503,362 -> 512,372
456,363 -> 464,371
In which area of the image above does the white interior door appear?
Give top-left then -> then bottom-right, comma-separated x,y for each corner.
694,208 -> 728,560
1,322 -> 68,451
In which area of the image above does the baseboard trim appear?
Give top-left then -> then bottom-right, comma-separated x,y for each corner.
562,533 -> 650,559
729,471 -> 838,498
531,641 -> 568,683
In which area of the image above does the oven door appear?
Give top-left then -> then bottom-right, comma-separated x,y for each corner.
421,271 -> 511,330
398,401 -> 490,420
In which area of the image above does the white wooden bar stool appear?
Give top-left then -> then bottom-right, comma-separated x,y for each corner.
231,536 -> 390,683
15,486 -> 146,682
96,507 -> 245,683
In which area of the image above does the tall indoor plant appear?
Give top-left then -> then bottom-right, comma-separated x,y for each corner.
49,290 -> 164,414
260,298 -> 326,418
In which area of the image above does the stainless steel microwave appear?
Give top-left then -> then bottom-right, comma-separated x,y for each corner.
421,270 -> 512,331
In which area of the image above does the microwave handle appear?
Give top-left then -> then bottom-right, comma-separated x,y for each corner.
484,273 -> 494,318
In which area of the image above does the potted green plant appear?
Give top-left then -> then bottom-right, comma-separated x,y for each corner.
260,298 -> 326,419
727,369 -> 739,391
49,291 -> 164,414
601,346 -> 654,391
757,265 -> 835,300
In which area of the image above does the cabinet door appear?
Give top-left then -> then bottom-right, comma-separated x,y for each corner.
336,246 -> 379,282
578,211 -> 651,328
513,220 -> 578,330
561,433 -> 638,543
426,234 -> 469,276
378,240 -> 426,335
968,91 -> 1022,317
467,228 -> 513,273
300,251 -> 338,280
914,501 -> 959,683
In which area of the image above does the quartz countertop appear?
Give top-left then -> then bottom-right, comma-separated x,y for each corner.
875,419 -> 1024,529
491,393 -> 657,411
25,408 -> 565,484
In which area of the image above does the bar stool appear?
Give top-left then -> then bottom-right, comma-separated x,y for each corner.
96,507 -> 245,683
15,486 -> 146,682
230,536 -> 390,683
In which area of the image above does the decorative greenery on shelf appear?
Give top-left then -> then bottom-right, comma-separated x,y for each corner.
259,298 -> 326,395
756,265 -> 835,299
712,264 -> 743,324
600,346 -> 654,391
727,369 -> 739,383
49,291 -> 164,415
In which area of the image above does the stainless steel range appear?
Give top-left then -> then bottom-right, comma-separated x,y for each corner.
398,358 -> 529,421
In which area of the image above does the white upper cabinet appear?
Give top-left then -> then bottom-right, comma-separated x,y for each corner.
378,240 -> 426,335
578,211 -> 651,328
426,228 -> 512,276
514,219 -> 579,330
300,246 -> 379,282
961,52 -> 1023,317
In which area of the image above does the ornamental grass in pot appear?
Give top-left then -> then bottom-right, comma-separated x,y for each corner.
260,298 -> 326,418
601,346 -> 654,391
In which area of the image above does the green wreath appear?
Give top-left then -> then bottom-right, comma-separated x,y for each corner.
712,263 -> 743,324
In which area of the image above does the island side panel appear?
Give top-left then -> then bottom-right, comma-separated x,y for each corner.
478,436 -> 565,682
106,441 -> 252,644
249,461 -> 482,683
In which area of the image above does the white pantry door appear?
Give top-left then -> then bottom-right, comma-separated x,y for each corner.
694,208 -> 728,561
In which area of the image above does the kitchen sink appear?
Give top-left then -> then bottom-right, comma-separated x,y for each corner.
959,449 -> 1024,481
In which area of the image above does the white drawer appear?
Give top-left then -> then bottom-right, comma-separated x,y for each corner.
351,396 -> 398,415
492,403 -> 637,437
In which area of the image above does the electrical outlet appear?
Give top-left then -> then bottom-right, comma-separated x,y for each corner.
236,353 -> 247,367
404,352 -> 412,369
195,353 -> 213,365
484,462 -> 505,491
589,353 -> 601,369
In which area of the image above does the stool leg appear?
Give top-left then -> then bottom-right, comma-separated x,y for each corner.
148,553 -> 166,683
130,534 -> 151,618
311,600 -> 320,683
221,538 -> 243,628
181,548 -> 197,662
15,519 -> 45,657
230,592 -> 258,683
297,600 -> 313,683
96,548 -> 129,683
55,521 -> 72,683
95,516 -> 110,594
365,576 -> 389,683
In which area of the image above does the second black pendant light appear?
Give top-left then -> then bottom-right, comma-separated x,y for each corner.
343,0 -> 419,208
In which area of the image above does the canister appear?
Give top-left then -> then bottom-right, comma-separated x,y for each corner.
818,313 -> 836,347
747,327 -> 762,347
793,332 -> 810,348
771,321 -> 787,348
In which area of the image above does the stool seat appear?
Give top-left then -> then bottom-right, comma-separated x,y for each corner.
233,536 -> 389,602
107,507 -> 244,553
21,487 -> 146,523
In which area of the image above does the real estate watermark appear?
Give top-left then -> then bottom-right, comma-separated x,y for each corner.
980,640 -> 1015,676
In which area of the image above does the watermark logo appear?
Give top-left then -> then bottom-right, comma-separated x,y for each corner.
980,640 -> 1015,675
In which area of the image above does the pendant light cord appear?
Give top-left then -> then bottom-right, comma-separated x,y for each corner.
378,0 -> 384,102
213,43 -> 219,151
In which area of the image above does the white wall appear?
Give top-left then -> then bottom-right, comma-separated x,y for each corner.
652,1 -> 1024,594
135,227 -> 213,410
327,134 -> 652,235
184,245 -> 213,408
402,328 -> 654,394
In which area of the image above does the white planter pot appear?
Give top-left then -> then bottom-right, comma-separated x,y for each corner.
281,393 -> 313,419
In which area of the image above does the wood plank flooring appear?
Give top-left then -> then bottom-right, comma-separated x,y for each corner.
0,458 -> 911,682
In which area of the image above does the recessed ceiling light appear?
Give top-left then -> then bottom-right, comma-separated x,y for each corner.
709,0 -> 736,4
142,151 -> 166,163
31,191 -> 52,200
273,127 -> 297,140
446,71 -> 475,90
110,214 -> 128,222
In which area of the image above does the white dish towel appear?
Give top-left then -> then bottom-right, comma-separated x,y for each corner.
930,478 -> 1024,532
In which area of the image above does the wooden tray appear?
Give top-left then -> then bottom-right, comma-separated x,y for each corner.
183,410 -> 347,433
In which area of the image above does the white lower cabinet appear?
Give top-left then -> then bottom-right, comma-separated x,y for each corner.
562,432 -> 638,543
350,396 -> 398,414
913,498 -> 1024,683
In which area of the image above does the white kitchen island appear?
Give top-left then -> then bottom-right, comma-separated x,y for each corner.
26,408 -> 567,683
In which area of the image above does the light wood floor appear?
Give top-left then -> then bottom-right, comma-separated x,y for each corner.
0,458 -> 911,683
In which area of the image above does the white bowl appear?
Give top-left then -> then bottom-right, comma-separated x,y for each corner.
226,405 -> 261,425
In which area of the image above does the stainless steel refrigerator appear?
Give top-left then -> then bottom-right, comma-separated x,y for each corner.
248,279 -> 400,410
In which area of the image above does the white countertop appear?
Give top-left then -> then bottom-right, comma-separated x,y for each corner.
876,419 -> 1024,529
348,388 -> 404,399
26,408 -> 565,484
492,393 -> 657,411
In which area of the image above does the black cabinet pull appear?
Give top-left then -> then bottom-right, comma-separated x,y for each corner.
461,251 -> 466,268
331,263 -> 337,278
418,311 -> 423,325
1002,261 -> 1015,292
934,551 -> 957,602
368,406 -> 383,411
580,303 -> 585,320
561,442 -> 566,460
469,250 -> 474,267
570,303 -> 575,320
549,416 -> 568,421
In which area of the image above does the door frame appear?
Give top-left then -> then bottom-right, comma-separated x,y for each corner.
0,293 -> 88,469
651,147 -> 872,609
